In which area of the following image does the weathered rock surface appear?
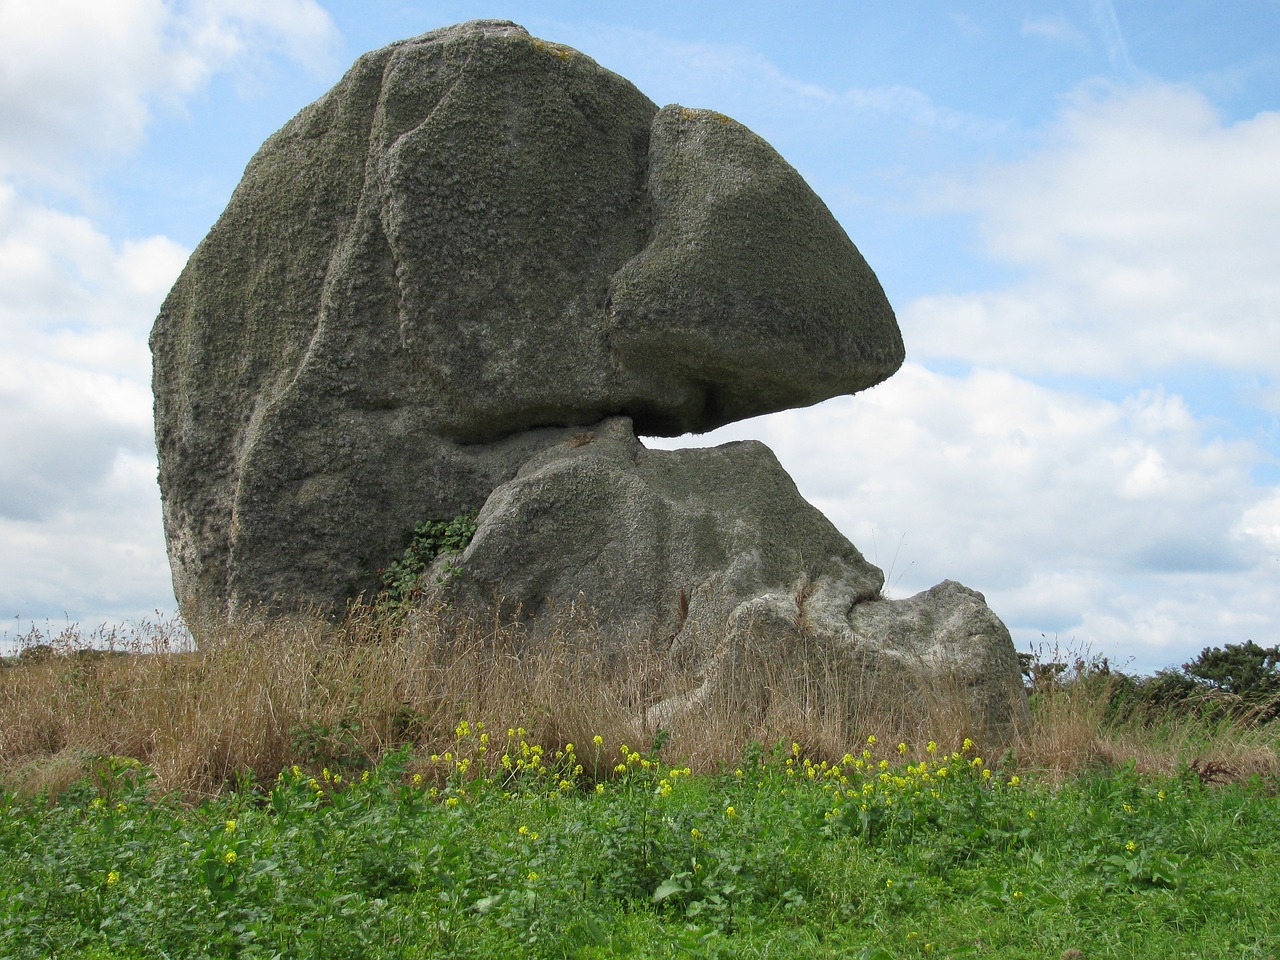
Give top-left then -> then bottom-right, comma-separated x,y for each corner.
436,417 -> 1027,739
151,19 -> 904,623
439,416 -> 885,632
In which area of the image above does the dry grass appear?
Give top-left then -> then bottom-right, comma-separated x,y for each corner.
1014,655 -> 1280,783
2,605 -> 1275,797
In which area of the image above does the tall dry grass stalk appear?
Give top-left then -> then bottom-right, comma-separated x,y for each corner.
1012,655 -> 1280,782
2,606 -> 1273,796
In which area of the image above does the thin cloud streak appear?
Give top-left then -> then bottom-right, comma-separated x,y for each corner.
1087,0 -> 1139,79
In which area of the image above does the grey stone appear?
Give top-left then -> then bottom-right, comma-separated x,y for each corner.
436,418 -> 1028,740
150,20 -> 903,624
439,416 -> 885,633
690,579 -> 1030,741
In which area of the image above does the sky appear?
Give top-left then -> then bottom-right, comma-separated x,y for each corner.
1,0 -> 1277,673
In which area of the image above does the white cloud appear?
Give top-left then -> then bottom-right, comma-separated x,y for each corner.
0,447 -> 172,630
0,184 -> 187,375
0,185 -> 185,626
1236,489 -> 1280,552
910,82 -> 1280,376
0,0 -> 338,179
0,0 -> 334,637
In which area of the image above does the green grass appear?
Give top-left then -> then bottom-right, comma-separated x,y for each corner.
2,728 -> 1277,960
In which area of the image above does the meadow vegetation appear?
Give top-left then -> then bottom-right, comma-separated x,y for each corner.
1,608 -> 1277,959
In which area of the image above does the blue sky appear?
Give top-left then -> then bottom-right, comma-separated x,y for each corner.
1,1 -> 1277,672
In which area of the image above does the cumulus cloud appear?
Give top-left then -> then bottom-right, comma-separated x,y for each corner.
1236,490 -> 1280,553
0,446 -> 172,629
909,82 -> 1280,377
0,0 -> 336,639
0,183 -> 187,628
0,0 -> 338,179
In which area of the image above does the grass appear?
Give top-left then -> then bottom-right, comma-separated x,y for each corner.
1,608 -> 1279,959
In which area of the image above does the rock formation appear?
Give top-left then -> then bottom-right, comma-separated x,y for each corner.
151,20 -> 1027,737
435,416 -> 1025,736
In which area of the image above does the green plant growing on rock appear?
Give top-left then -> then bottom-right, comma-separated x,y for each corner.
378,513 -> 477,609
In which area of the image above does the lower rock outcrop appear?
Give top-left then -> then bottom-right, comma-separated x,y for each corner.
435,418 -> 1028,739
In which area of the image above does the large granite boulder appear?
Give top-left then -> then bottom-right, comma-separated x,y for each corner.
150,19 -> 903,623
